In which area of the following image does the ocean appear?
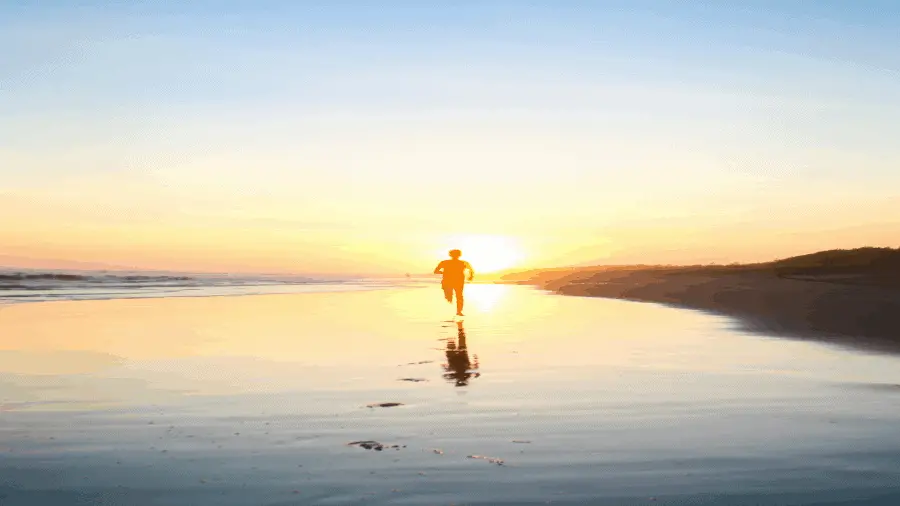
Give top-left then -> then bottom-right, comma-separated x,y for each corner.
0,269 -> 418,304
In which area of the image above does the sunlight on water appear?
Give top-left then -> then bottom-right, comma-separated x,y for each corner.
463,283 -> 508,313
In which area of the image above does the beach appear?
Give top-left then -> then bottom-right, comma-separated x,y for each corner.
3,284 -> 900,505
504,265 -> 900,355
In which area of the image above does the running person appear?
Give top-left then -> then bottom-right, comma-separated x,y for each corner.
434,249 -> 474,316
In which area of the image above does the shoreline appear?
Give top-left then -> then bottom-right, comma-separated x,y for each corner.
508,267 -> 900,355
0,280 -> 423,307
0,279 -> 501,307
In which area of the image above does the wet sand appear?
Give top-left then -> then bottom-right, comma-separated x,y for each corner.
512,267 -> 900,354
3,286 -> 900,505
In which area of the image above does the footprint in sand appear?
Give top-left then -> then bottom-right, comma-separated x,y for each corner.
366,402 -> 404,408
467,454 -> 505,466
347,441 -> 406,452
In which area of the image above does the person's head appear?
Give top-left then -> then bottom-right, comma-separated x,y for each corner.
448,249 -> 462,259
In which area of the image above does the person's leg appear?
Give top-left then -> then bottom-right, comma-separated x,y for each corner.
455,285 -> 464,314
442,283 -> 453,303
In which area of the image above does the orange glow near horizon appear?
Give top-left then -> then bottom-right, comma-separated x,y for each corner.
3,184 -> 900,275
436,235 -> 526,274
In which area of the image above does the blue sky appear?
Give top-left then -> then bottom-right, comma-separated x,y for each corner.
2,1 -> 900,272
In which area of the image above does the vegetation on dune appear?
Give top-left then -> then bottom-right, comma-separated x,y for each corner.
771,247 -> 900,278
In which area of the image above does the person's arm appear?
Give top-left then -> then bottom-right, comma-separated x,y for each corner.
466,262 -> 474,281
433,261 -> 445,275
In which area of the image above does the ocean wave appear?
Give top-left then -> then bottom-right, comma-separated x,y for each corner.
0,270 -> 414,304
0,272 -> 194,283
0,271 -> 325,290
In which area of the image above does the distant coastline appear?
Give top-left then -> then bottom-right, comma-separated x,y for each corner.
500,247 -> 900,353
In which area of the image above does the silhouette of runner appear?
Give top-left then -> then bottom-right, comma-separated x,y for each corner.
434,249 -> 474,316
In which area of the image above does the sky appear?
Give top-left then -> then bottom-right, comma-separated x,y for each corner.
2,0 -> 900,275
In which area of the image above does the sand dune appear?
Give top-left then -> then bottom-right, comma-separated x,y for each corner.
504,248 -> 900,353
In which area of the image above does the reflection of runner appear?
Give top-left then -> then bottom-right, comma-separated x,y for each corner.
433,249 -> 474,316
443,321 -> 479,387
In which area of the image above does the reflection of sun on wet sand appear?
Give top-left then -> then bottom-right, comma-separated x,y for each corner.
5,283 -> 900,504
502,247 -> 900,353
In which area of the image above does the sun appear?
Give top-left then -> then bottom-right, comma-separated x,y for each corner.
441,235 -> 525,274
